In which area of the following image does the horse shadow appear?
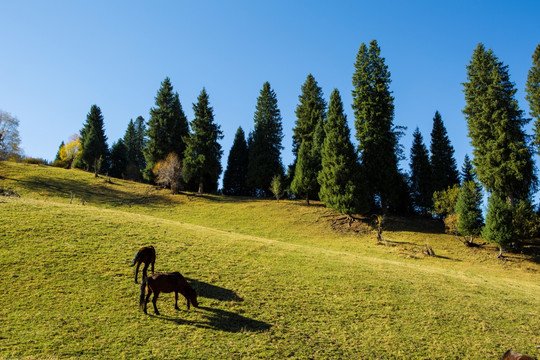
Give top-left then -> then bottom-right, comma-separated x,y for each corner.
186,278 -> 243,302
156,306 -> 271,333
150,280 -> 270,332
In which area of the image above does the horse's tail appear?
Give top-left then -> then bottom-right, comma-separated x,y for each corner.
139,277 -> 148,309
130,250 -> 142,266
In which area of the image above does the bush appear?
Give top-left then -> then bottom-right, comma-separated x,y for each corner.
22,157 -> 49,165
482,194 -> 514,256
512,200 -> 540,239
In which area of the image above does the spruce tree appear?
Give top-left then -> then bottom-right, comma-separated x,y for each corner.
182,88 -> 223,194
79,105 -> 109,177
430,111 -> 459,192
526,44 -> 540,151
123,117 -> 146,181
292,74 -> 326,158
461,154 -> 475,183
352,40 -> 401,212
109,139 -> 128,179
54,141 -> 64,162
318,89 -> 368,215
482,193 -> 514,257
247,82 -> 284,197
409,127 -> 432,215
134,116 -> 147,174
223,127 -> 249,196
291,140 -> 319,204
291,74 -> 326,200
463,43 -> 536,204
143,77 -> 189,181
455,180 -> 483,238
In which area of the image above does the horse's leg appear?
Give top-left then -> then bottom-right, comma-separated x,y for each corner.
152,291 -> 160,315
151,260 -> 155,275
135,263 -> 140,283
142,263 -> 149,280
144,289 -> 152,315
174,291 -> 180,310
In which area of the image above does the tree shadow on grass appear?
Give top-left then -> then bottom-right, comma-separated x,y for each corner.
186,278 -> 243,302
4,175 -> 170,208
150,307 -> 272,333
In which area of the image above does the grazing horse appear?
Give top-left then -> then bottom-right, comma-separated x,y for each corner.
502,350 -> 537,360
130,245 -> 156,283
139,272 -> 198,315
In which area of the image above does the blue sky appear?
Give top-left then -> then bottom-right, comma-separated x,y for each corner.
1,1 -> 539,193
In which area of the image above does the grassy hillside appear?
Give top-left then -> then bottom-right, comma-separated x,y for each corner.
1,161 -> 539,359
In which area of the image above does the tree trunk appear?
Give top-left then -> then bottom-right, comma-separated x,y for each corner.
497,246 -> 504,259
198,182 -> 203,195
306,195 -> 310,206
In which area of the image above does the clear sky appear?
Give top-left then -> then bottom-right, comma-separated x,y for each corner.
1,1 -> 539,195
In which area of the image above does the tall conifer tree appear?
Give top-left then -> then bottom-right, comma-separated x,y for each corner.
109,139 -> 128,178
183,88 -> 223,194
352,40 -> 401,211
143,77 -> 189,181
409,128 -> 432,215
247,82 -> 284,197
292,74 -> 326,158
223,127 -> 249,196
463,43 -> 536,204
291,74 -> 326,199
526,44 -> 540,151
79,104 -> 109,177
430,111 -> 459,192
318,89 -> 368,215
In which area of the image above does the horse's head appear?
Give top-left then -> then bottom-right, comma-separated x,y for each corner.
188,286 -> 199,308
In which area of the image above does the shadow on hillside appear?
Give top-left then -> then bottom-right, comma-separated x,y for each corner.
183,193 -> 259,203
186,278 -> 243,302
382,215 -> 446,234
153,307 -> 272,333
5,175 -> 170,208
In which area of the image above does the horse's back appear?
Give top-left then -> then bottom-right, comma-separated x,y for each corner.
503,350 -> 537,360
147,272 -> 186,293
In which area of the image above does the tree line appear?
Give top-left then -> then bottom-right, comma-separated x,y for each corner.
50,41 -> 540,254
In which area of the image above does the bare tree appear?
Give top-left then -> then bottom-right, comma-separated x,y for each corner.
153,153 -> 183,194
0,110 -> 22,160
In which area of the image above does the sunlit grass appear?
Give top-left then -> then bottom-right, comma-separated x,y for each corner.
1,161 -> 539,359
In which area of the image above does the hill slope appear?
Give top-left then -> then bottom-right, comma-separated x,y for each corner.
1,162 -> 539,359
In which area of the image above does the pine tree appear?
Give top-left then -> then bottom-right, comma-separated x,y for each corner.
143,77 -> 189,181
482,193 -> 514,257
182,88 -> 223,194
526,44 -> 540,151
123,117 -> 146,181
134,116 -> 147,174
461,154 -> 475,183
79,105 -> 109,177
291,74 -> 326,200
223,127 -> 249,196
109,139 -> 128,179
455,180 -> 483,238
409,127 -> 432,215
292,74 -> 326,158
352,40 -> 401,212
430,111 -> 459,192
318,89 -> 368,215
54,141 -> 64,162
291,140 -> 319,204
247,82 -> 284,197
463,43 -> 536,204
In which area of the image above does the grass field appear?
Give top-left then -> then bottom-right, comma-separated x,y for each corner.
1,161 -> 539,359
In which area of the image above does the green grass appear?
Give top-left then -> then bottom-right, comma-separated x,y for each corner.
1,161 -> 539,359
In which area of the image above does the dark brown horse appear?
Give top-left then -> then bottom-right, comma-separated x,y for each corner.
139,272 -> 198,315
502,350 -> 537,360
130,245 -> 156,283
